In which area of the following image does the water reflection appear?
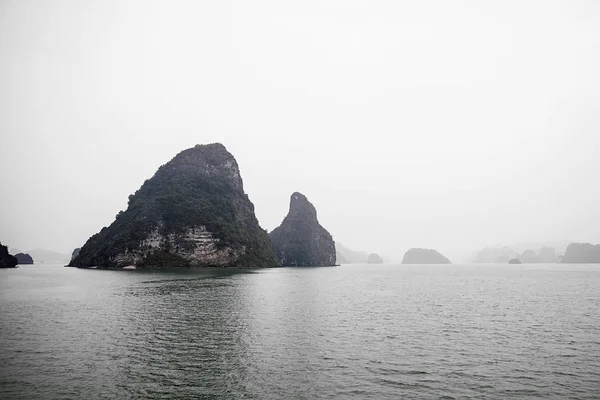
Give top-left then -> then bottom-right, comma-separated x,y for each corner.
112,270 -> 256,398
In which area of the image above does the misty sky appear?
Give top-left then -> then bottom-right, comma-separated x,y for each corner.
1,0 -> 599,262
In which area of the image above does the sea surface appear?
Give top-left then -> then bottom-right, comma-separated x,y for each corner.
1,263 -> 599,399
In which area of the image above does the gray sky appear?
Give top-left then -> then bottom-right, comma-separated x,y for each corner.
1,0 -> 599,262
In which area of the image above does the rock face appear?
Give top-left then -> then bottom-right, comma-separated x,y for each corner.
15,253 -> 34,264
70,143 -> 278,268
0,243 -> 18,268
402,248 -> 451,264
269,192 -> 336,266
367,253 -> 383,264
561,243 -> 600,263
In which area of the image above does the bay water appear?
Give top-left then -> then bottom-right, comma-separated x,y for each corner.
1,263 -> 599,399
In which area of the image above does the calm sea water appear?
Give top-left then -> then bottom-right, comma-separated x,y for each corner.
1,263 -> 599,399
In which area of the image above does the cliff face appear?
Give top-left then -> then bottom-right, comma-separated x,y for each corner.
561,243 -> 600,263
269,192 -> 336,266
70,143 -> 277,268
15,253 -> 34,264
402,248 -> 451,264
0,243 -> 18,268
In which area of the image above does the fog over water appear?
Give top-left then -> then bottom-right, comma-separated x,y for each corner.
1,1 -> 599,261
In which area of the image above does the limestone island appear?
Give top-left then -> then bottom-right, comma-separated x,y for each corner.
15,253 -> 34,264
560,243 -> 600,263
367,253 -> 384,264
402,248 -> 451,264
269,192 -> 336,266
69,143 -> 278,269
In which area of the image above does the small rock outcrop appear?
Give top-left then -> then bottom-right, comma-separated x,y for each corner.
561,243 -> 600,263
269,192 -> 336,266
367,253 -> 384,264
69,143 -> 278,268
509,258 -> 522,264
402,248 -> 450,264
0,243 -> 18,268
71,248 -> 80,260
15,253 -> 34,264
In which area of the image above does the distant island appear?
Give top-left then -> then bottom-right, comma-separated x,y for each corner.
475,245 -> 561,263
335,243 -> 366,264
508,258 -> 522,264
269,192 -> 336,267
15,253 -> 34,264
335,243 -> 388,264
402,248 -> 451,264
23,249 -> 70,264
561,243 -> 600,263
0,243 -> 18,268
69,143 -> 278,269
367,253 -> 383,264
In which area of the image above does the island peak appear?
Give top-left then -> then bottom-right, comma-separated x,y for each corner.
269,193 -> 335,266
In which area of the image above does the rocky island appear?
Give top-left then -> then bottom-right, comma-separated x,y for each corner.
367,253 -> 383,264
15,253 -> 34,264
69,143 -> 278,268
269,192 -> 336,266
402,248 -> 451,264
0,243 -> 18,268
561,243 -> 600,263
